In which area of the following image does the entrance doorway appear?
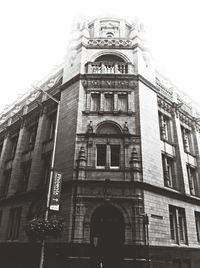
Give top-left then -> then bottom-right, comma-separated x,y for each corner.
90,205 -> 125,268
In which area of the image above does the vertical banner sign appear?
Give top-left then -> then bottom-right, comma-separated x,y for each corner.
50,172 -> 62,211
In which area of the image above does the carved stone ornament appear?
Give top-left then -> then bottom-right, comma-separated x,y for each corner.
157,98 -> 171,113
82,78 -> 136,90
87,39 -> 133,48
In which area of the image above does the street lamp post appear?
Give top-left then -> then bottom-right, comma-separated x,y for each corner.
33,86 -> 60,268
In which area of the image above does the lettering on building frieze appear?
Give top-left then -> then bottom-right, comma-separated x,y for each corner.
82,79 -> 136,89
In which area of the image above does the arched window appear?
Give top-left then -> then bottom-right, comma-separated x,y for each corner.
94,122 -> 122,169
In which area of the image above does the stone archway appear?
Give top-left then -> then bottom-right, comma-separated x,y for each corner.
90,204 -> 125,268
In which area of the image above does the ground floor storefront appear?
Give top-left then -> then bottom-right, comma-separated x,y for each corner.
0,243 -> 200,268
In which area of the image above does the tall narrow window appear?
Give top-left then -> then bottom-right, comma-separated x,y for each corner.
7,207 -> 22,241
195,212 -> 200,243
187,166 -> 197,196
91,93 -> 100,111
118,94 -> 128,112
104,94 -> 113,111
169,205 -> 187,244
169,207 -> 177,241
10,134 -> 19,159
178,209 -> 187,243
0,169 -> 11,197
18,162 -> 31,192
162,154 -> 175,188
96,144 -> 107,167
159,113 -> 172,142
27,124 -> 38,150
181,126 -> 194,154
47,114 -> 56,140
110,145 -> 120,167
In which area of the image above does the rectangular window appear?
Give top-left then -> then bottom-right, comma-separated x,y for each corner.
96,144 -> 120,168
10,134 -> 19,159
110,145 -> 120,167
104,94 -> 113,111
91,93 -> 100,111
7,207 -> 22,241
195,211 -> 200,243
162,154 -> 175,188
0,169 -> 11,197
159,113 -> 172,142
181,126 -> 194,154
118,94 -> 128,112
169,207 -> 177,241
18,162 -> 31,192
187,166 -> 196,196
97,144 -> 107,167
178,210 -> 187,242
47,114 -> 56,140
27,124 -> 38,150
169,205 -> 187,244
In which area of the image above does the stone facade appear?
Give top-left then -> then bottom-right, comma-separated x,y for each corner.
0,17 -> 200,268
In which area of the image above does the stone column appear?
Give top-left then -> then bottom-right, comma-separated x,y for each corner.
192,121 -> 200,196
113,92 -> 118,113
85,91 -> 91,113
99,92 -> 104,113
73,197 -> 85,242
172,108 -> 190,194
27,105 -> 49,190
0,130 -> 10,187
127,92 -> 132,114
8,117 -> 28,196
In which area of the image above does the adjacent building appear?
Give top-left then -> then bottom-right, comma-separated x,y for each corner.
0,17 -> 200,268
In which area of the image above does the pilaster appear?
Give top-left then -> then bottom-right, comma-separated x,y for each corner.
8,118 -> 28,196
171,108 -> 190,194
27,105 -> 49,190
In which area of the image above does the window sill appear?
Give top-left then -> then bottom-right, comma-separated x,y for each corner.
160,139 -> 175,146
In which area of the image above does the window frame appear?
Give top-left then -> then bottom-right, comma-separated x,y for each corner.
169,205 -> 188,245
0,169 -> 12,197
159,112 -> 172,142
181,125 -> 194,154
19,161 -> 31,192
162,154 -> 176,188
195,211 -> 200,243
96,143 -> 121,169
7,207 -> 22,241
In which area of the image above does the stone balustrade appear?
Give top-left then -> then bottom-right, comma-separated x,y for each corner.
86,61 -> 134,74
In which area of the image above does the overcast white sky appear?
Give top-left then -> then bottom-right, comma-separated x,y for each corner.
0,0 -> 200,113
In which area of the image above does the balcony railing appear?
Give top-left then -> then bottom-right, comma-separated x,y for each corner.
86,61 -> 134,74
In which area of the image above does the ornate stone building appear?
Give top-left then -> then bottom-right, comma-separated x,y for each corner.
0,17 -> 200,268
